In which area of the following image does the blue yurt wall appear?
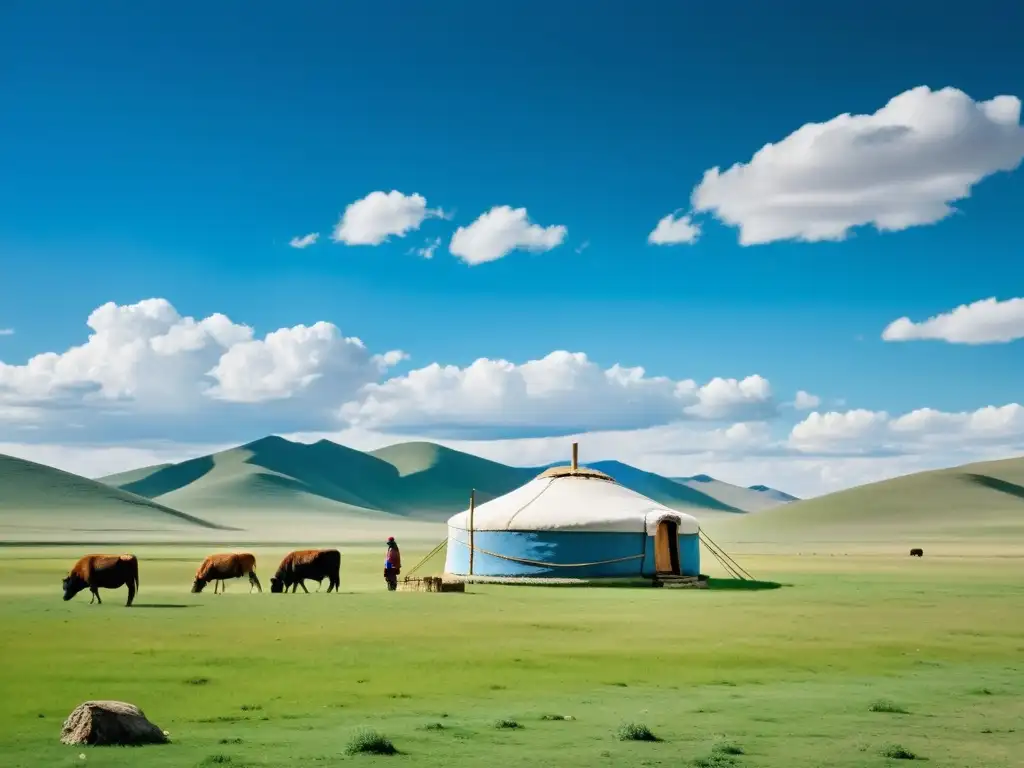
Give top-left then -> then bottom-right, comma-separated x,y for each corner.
443,462 -> 701,581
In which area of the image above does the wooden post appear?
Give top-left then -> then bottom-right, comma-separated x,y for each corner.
571,442 -> 578,471
468,489 -> 476,576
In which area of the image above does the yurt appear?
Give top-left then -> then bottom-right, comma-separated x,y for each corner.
443,443 -> 701,582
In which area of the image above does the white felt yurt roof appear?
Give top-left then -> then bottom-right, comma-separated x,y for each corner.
446,472 -> 700,535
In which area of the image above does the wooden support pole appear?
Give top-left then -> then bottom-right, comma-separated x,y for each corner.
468,488 -> 476,576
571,441 -> 578,471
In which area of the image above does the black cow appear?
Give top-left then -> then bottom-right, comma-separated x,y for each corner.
269,549 -> 341,593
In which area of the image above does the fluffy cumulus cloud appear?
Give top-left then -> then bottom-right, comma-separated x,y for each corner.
788,404 -> 1024,455
689,86 -> 1024,245
332,190 -> 445,246
0,298 -> 405,440
647,212 -> 701,245
338,351 -> 777,436
0,328 -> 13,336
448,205 -> 567,265
882,296 -> 1024,344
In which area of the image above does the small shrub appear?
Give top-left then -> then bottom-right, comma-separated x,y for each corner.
869,699 -> 909,714
540,713 -> 574,721
713,741 -> 744,755
419,722 -> 445,731
692,756 -> 737,768
185,677 -> 211,686
616,722 -> 659,742
881,744 -> 918,760
198,756 -> 235,766
973,687 -> 994,695
239,704 -> 262,712
493,718 -> 521,729
218,738 -> 243,745
345,728 -> 397,756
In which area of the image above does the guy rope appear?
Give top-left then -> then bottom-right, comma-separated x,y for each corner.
699,530 -> 755,581
403,539 -> 448,580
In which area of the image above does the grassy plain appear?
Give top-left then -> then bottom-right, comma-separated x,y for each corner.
0,545 -> 1021,767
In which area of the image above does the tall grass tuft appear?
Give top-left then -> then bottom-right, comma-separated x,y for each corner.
616,722 -> 659,742
345,728 -> 397,756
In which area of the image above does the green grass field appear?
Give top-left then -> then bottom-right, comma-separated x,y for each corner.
0,545 -> 1021,767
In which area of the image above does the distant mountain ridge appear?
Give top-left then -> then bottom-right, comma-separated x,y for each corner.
671,474 -> 799,513
747,484 -> 800,503
96,436 -> 798,519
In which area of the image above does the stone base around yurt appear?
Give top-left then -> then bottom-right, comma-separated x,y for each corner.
653,573 -> 709,589
397,576 -> 466,593
443,573 -> 710,588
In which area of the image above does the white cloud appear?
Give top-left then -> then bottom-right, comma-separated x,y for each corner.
339,351 -> 777,435
408,237 -> 441,260
332,190 -> 445,246
575,240 -> 590,254
882,296 -> 1024,344
690,86 -> 1024,245
789,409 -> 892,453
793,390 -> 822,410
449,205 -> 567,265
206,322 -> 401,404
789,403 -> 1024,455
0,299 -> 406,439
288,232 -> 320,249
0,328 -> 13,336
647,212 -> 701,245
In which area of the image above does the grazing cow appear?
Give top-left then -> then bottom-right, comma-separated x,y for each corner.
62,554 -> 139,607
269,549 -> 341,594
192,552 -> 262,594
909,548 -> 924,557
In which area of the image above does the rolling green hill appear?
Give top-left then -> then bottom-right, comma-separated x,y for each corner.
720,455 -> 1024,543
0,452 -> 227,539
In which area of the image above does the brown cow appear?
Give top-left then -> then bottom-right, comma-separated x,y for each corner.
192,552 -> 262,594
269,549 -> 341,594
62,554 -> 139,607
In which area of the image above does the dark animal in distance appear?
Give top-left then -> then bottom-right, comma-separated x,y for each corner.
270,549 -> 341,594
192,552 -> 262,594
62,554 -> 139,607
909,548 -> 924,557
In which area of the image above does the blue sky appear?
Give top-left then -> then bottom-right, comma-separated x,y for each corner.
1,1 -> 1022,495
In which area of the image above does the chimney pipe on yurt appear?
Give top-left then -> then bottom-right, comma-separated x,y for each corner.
571,441 -> 579,471
468,488 -> 476,576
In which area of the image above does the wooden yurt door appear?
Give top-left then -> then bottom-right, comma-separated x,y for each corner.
654,520 -> 680,574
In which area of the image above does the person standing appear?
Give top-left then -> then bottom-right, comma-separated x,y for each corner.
384,536 -> 401,591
